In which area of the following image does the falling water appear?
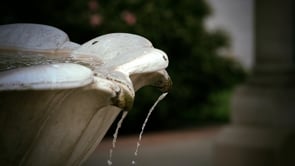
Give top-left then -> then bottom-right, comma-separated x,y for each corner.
131,92 -> 168,165
107,111 -> 128,166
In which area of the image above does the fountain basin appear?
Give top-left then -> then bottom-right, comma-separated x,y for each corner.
0,24 -> 171,165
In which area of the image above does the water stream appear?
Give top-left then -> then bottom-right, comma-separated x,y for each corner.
106,92 -> 168,165
131,92 -> 168,165
107,111 -> 128,166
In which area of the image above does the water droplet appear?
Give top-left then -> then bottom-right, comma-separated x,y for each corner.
107,160 -> 112,165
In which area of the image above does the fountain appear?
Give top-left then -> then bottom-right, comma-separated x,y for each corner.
0,23 -> 171,166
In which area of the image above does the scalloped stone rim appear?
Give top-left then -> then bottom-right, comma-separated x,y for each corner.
0,63 -> 93,90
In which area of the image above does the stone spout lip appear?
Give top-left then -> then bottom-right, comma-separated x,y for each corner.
0,23 -> 171,165
130,69 -> 172,93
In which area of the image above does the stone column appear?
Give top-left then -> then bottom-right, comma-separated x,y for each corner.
214,0 -> 295,166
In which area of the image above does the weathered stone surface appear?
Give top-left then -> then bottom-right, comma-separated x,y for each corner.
0,23 -> 171,165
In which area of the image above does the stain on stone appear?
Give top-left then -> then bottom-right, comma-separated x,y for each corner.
163,55 -> 167,61
92,41 -> 98,45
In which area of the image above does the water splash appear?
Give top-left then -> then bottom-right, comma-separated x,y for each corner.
131,92 -> 168,165
107,111 -> 128,165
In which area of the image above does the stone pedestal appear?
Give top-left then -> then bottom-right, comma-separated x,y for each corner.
214,0 -> 295,166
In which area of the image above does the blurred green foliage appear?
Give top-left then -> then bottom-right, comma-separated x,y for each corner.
1,0 -> 246,133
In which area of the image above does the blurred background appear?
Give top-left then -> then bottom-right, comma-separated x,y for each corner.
0,0 -> 247,134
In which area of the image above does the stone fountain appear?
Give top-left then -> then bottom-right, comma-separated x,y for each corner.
0,23 -> 171,166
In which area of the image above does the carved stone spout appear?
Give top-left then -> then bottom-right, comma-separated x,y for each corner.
0,23 -> 171,166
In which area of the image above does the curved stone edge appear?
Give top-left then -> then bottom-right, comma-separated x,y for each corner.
130,70 -> 172,92
0,63 -> 93,90
72,33 -> 168,74
71,32 -> 170,99
0,23 -> 80,54
71,33 -> 153,61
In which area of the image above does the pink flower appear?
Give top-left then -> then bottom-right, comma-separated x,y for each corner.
121,10 -> 137,26
89,13 -> 103,27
